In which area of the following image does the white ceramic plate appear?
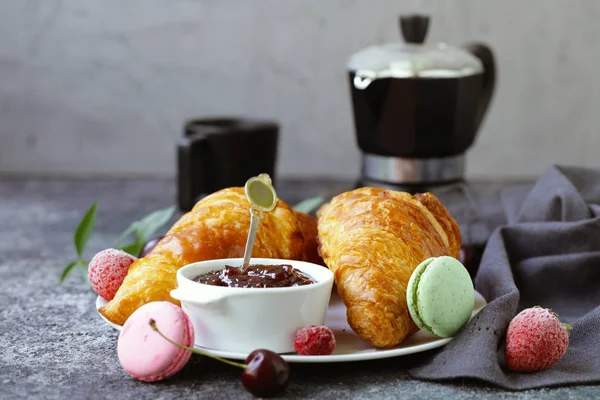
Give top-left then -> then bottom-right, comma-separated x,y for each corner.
97,290 -> 486,363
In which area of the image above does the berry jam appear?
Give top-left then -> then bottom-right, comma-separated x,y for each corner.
193,264 -> 315,288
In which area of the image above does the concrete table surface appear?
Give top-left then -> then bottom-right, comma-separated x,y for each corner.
1,177 -> 598,400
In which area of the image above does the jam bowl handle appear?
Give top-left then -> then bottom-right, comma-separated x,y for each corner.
170,288 -> 234,306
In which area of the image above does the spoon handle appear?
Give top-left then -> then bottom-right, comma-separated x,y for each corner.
242,208 -> 263,269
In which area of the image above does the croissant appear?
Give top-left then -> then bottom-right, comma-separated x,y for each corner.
99,187 -> 320,326
317,187 -> 461,348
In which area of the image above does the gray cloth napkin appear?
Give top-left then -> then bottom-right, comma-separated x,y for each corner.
410,165 -> 600,390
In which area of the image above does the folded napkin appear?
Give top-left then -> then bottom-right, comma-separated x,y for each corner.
410,165 -> 600,389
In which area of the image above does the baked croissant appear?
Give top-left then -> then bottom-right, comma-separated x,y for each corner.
317,187 -> 461,348
99,187 -> 320,325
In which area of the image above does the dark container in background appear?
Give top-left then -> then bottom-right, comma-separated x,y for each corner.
177,118 -> 279,211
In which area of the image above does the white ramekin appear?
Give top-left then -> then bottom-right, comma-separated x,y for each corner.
170,258 -> 334,354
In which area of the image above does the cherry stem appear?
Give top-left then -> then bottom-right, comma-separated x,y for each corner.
149,319 -> 247,369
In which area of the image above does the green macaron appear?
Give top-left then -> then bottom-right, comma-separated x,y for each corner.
406,256 -> 475,338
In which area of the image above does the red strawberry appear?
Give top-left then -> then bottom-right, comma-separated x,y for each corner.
294,325 -> 336,356
505,306 -> 571,372
88,249 -> 137,301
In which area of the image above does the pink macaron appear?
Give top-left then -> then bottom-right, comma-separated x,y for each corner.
117,301 -> 194,382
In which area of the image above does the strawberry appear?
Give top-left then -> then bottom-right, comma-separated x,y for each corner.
88,248 -> 137,301
505,306 -> 571,372
294,325 -> 336,356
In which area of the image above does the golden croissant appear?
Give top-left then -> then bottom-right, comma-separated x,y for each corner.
99,187 -> 321,325
317,187 -> 461,348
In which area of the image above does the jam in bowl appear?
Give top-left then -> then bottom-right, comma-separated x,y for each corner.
193,264 -> 316,288
170,258 -> 334,354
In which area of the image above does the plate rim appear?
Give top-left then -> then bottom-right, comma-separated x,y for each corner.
96,290 -> 486,363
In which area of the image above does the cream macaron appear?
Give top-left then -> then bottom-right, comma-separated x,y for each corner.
406,256 -> 475,338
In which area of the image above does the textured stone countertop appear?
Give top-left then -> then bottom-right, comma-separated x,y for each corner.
1,177 -> 599,399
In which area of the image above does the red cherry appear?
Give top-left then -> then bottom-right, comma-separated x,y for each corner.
149,321 -> 291,397
241,349 -> 290,398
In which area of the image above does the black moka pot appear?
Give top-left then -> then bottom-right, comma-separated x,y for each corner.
348,15 -> 496,191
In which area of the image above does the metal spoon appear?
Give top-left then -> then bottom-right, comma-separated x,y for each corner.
242,174 -> 278,270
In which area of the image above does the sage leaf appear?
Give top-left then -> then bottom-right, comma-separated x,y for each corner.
60,261 -> 80,283
74,201 -> 98,258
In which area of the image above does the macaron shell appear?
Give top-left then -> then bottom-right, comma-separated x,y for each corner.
118,301 -> 194,382
406,257 -> 433,335
407,256 -> 474,338
154,310 -> 194,380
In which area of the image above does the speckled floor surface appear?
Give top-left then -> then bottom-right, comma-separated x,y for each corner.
1,177 -> 599,399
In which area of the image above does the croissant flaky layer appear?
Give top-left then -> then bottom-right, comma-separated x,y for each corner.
99,187 -> 320,326
317,187 -> 461,349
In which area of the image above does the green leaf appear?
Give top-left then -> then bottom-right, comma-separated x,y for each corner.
119,242 -> 142,257
116,206 -> 175,248
114,206 -> 174,257
80,262 -> 90,284
293,196 -> 325,214
114,221 -> 140,249
74,202 -> 98,258
133,206 -> 176,243
60,261 -> 81,283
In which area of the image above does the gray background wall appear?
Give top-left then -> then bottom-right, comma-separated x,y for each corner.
1,0 -> 599,179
